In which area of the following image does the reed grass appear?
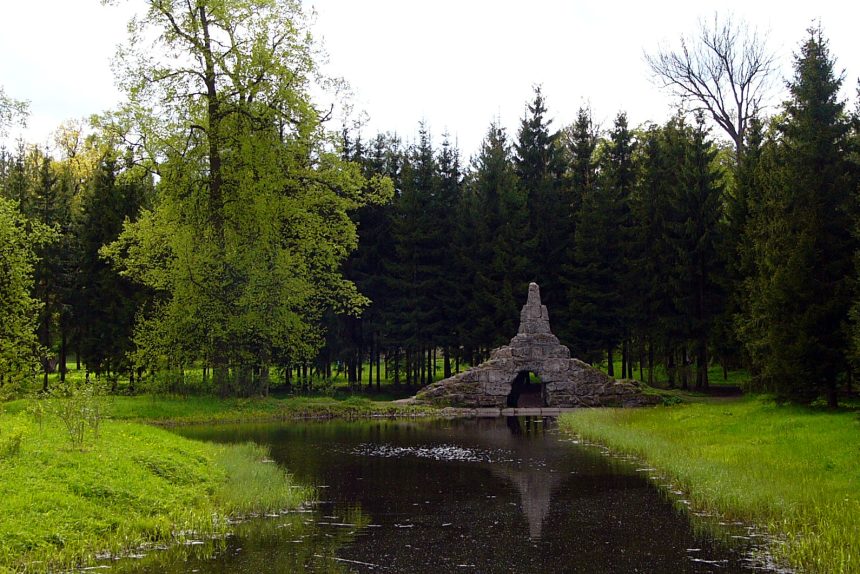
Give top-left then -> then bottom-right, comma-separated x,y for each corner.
559,396 -> 860,573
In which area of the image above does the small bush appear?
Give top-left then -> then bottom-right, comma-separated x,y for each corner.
661,394 -> 683,406
0,420 -> 25,460
47,379 -> 110,449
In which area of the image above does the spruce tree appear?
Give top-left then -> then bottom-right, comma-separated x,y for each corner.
630,124 -> 676,384
436,134 -> 464,377
387,125 -> 441,384
668,113 -> 724,390
467,123 -> 530,355
715,116 -> 765,378
514,87 -> 566,304
565,113 -> 637,374
557,107 -> 598,347
75,152 -> 151,383
741,27 -> 854,405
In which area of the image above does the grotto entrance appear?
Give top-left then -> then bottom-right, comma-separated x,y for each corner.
507,371 -> 545,408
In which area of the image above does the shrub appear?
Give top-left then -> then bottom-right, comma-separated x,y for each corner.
47,379 -> 110,449
0,420 -> 25,460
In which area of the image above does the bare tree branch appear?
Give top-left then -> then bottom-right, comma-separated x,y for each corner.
645,13 -> 775,159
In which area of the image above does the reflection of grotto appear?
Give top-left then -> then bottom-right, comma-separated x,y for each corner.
492,463 -> 560,540
487,416 -> 561,540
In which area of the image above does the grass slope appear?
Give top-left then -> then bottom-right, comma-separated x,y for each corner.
559,396 -> 860,573
0,413 -> 311,573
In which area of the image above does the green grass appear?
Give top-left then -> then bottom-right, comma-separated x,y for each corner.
32,357 -> 464,399
594,358 -> 750,388
0,411 -> 312,573
559,396 -> 860,573
3,394 -> 435,426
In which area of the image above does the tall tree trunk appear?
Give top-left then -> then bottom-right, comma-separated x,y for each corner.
260,366 -> 270,397
680,347 -> 689,390
429,347 -> 434,384
214,363 -> 230,397
199,5 -> 224,242
647,341 -> 654,386
405,350 -> 412,386
607,347 -> 615,377
394,349 -> 400,388
376,345 -> 381,391
696,335 -> 709,391
666,348 -> 676,388
443,347 -> 452,378
42,324 -> 50,392
621,340 -> 628,379
416,350 -> 422,385
358,347 -> 363,389
367,334 -> 373,390
59,322 -> 67,385
826,379 -> 838,409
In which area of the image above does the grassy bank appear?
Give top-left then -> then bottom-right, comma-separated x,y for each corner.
3,394 -> 435,426
0,412 -> 312,573
559,396 -> 860,573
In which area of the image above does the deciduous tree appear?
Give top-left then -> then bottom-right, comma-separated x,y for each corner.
646,14 -> 774,159
104,0 -> 390,395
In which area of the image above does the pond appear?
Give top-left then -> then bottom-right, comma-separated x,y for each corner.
111,416 -> 773,573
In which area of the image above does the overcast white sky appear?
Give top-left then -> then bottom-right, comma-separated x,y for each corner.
1,1 -> 858,156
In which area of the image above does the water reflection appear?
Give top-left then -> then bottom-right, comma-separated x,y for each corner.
108,416 -> 771,573
491,417 -> 560,540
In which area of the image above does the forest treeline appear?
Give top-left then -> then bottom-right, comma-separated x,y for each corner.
328,27 -> 859,407
0,6 -> 858,406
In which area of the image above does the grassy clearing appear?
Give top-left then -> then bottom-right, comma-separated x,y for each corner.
33,357 -> 463,399
0,411 -> 311,573
3,394 -> 435,426
559,396 -> 860,573
593,359 -> 751,388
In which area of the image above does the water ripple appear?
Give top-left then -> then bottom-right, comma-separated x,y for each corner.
350,443 -> 510,463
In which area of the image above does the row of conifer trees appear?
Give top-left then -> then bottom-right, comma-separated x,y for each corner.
327,30 -> 858,406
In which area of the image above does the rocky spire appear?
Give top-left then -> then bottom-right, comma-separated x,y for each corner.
518,282 -> 551,335
415,282 -> 657,408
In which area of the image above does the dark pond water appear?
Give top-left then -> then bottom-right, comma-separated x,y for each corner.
110,417 -> 772,573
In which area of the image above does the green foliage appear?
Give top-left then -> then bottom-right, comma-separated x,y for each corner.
738,27 -> 855,404
514,86 -> 567,302
467,123 -> 531,351
0,416 -> 25,460
567,112 -> 636,363
559,397 -> 860,573
0,197 -> 56,393
46,379 -> 111,448
0,85 -> 28,137
102,0 -> 388,395
73,151 -> 152,378
214,442 -> 312,517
